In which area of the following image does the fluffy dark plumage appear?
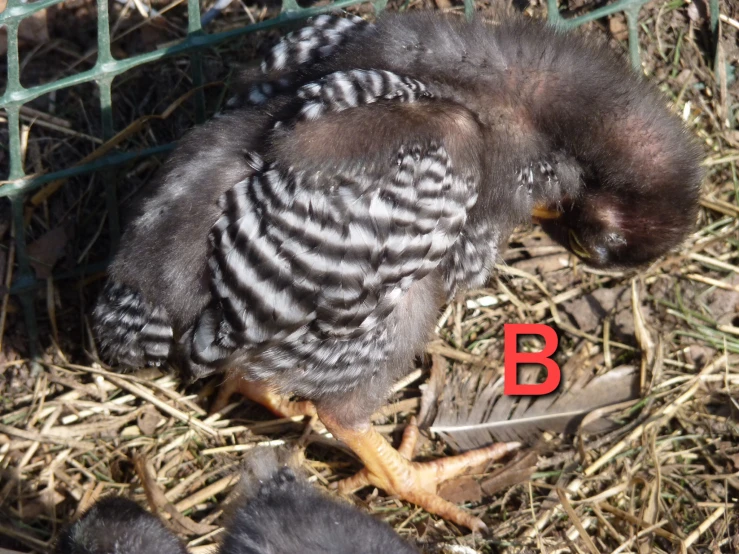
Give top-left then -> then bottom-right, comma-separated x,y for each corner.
54,451 -> 418,554
93,11 -> 701,428
220,448 -> 419,553
54,497 -> 188,554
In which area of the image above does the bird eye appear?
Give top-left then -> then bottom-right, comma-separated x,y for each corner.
568,229 -> 591,259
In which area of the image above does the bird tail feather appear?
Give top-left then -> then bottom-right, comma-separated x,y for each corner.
92,282 -> 174,369
233,14 -> 372,107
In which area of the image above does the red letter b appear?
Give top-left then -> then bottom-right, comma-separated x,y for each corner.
504,324 -> 561,396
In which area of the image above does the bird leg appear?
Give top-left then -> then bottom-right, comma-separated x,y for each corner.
211,370 -> 316,419
319,412 -> 520,531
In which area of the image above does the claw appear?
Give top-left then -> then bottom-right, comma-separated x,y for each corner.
321,413 -> 520,531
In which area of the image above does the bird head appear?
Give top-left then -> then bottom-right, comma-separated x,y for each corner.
443,14 -> 707,272
520,55 -> 704,271
532,155 -> 702,270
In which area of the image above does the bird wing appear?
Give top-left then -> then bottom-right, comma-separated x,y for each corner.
93,282 -> 174,368
240,14 -> 372,105
193,69 -> 484,364
261,14 -> 369,76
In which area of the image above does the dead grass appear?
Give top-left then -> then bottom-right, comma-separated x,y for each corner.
1,0 -> 738,552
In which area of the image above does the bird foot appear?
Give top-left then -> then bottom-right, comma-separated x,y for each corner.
211,370 -> 316,419
326,416 -> 520,531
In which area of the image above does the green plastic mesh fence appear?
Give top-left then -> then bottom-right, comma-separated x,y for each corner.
0,0 -> 718,358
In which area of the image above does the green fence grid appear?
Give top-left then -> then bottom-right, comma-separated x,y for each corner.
0,0 -> 721,358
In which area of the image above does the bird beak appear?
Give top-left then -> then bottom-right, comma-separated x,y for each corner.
531,204 -> 562,221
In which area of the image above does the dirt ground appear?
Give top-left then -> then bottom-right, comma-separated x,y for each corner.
1,0 -> 738,552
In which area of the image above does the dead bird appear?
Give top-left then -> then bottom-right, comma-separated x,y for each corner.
92,11 -> 702,530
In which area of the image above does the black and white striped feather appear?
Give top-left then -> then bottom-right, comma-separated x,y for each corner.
262,14 -> 370,75
243,14 -> 372,106
92,282 -> 173,368
293,69 -> 432,121
95,66 -> 485,401
191,70 -> 478,395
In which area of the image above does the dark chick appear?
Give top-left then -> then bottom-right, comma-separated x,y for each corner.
220,448 -> 419,554
92,12 -> 702,530
54,451 -> 418,554
54,497 -> 188,554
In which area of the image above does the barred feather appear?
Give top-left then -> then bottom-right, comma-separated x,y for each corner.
245,14 -> 371,105
191,70 -> 477,388
92,282 -> 174,368
439,222 -> 500,298
195,143 -> 475,374
294,69 -> 432,122
262,14 -> 369,74
515,160 -> 559,195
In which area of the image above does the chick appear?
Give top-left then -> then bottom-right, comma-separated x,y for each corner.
93,11 -> 702,530
220,448 -> 419,554
54,497 -> 187,554
55,450 -> 418,554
